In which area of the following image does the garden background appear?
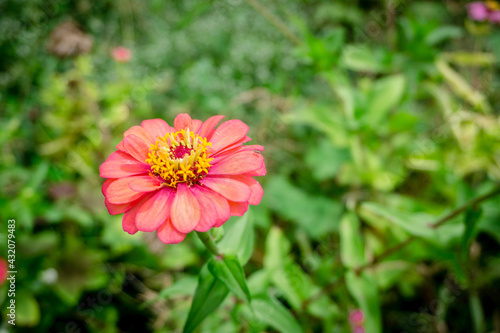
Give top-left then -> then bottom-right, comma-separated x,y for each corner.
1,0 -> 500,332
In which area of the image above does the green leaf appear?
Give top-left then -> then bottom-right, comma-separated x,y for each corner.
265,176 -> 343,238
305,139 -> 351,181
143,276 -> 198,307
365,74 -> 406,126
208,254 -> 251,304
183,265 -> 229,333
339,212 -> 366,268
218,212 -> 255,265
345,271 -> 381,333
360,202 -> 438,240
250,294 -> 303,333
16,292 -> 40,327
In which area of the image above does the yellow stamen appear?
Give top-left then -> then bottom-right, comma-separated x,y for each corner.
145,128 -> 213,188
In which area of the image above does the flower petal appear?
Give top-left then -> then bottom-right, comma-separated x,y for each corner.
226,175 -> 263,205
174,113 -> 193,131
100,151 -> 150,178
228,201 -> 249,217
212,144 -> 264,163
194,186 -> 230,229
201,176 -> 251,202
105,198 -> 136,215
123,134 -> 150,162
244,162 -> 267,177
136,188 -> 173,232
105,177 -> 147,204
198,115 -> 225,139
129,176 -> 163,192
190,186 -> 218,232
210,151 -> 264,175
157,219 -> 187,244
209,120 -> 249,153
102,179 -> 138,214
170,183 -> 200,233
141,119 -> 173,139
122,194 -> 154,234
191,119 -> 203,133
123,126 -> 154,145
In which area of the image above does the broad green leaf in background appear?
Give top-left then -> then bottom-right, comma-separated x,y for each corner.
143,276 -> 198,307
305,139 -> 351,181
16,292 -> 41,327
339,212 -> 366,268
250,294 -> 303,333
183,265 -> 229,333
218,212 -> 255,265
345,271 -> 381,333
208,254 -> 251,304
360,202 -> 438,240
365,74 -> 406,126
265,176 -> 343,238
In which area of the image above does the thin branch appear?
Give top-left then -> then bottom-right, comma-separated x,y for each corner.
243,0 -> 301,46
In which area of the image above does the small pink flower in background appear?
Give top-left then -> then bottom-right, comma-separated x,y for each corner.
111,46 -> 132,63
349,309 -> 365,333
100,113 -> 266,244
0,258 -> 7,285
467,1 -> 500,23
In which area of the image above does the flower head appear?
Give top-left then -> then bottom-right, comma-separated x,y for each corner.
111,46 -> 132,63
467,1 -> 500,23
100,114 -> 266,244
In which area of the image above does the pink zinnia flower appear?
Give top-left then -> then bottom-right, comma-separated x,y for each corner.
100,114 -> 266,244
467,1 -> 500,23
111,46 -> 132,63
0,258 -> 7,285
349,309 -> 364,325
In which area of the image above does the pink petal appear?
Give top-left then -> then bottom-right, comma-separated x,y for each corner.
116,141 -> 126,152
170,183 -> 201,233
489,11 -> 500,23
100,151 -> 150,178
102,179 -> 138,214
129,176 -> 163,192
135,188 -> 173,232
227,175 -> 263,205
467,2 -> 489,21
123,134 -> 150,162
123,126 -> 154,145
209,120 -> 249,153
190,186 -> 218,232
191,119 -> 203,133
141,119 -> 173,139
211,145 -> 264,163
244,162 -> 267,177
174,113 -> 193,131
201,176 -> 251,202
122,194 -> 154,234
228,201 -> 249,217
194,186 -> 230,228
211,135 -> 252,155
104,198 -> 136,215
157,219 -> 187,244
105,176 -> 147,204
210,151 -> 264,175
198,115 -> 225,139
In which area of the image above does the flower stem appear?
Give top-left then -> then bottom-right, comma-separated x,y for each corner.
196,231 -> 221,256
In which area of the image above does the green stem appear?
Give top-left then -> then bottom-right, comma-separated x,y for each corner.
196,231 -> 221,256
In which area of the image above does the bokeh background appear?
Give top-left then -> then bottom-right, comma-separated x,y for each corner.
1,0 -> 500,332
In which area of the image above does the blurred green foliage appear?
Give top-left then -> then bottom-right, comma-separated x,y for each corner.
1,0 -> 500,332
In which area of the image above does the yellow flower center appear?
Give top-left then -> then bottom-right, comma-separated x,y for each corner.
145,128 -> 213,188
